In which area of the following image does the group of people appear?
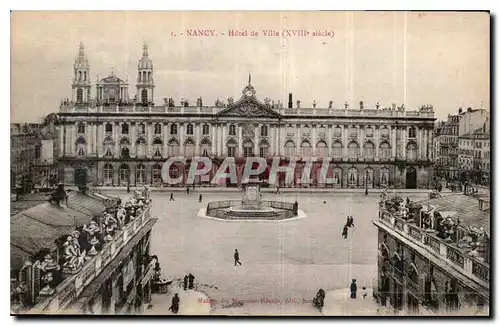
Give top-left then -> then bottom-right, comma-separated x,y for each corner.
168,273 -> 196,314
349,279 -> 368,300
342,216 -> 355,239
169,191 -> 203,203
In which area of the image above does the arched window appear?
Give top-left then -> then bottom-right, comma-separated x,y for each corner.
141,89 -> 148,103
317,141 -> 328,158
153,138 -> 163,158
136,138 -> 147,157
121,123 -> 129,134
105,123 -> 113,134
259,140 -> 269,158
152,164 -> 162,185
380,167 -> 389,186
138,123 -> 146,135
184,139 -> 195,157
154,123 -> 162,135
120,146 -> 130,158
136,164 -> 146,184
148,71 -> 151,81
408,127 -> 416,138
243,141 -> 254,158
332,141 -> 342,159
170,124 -> 177,135
169,166 -> 179,180
227,139 -> 237,157
332,168 -> 342,186
78,71 -> 82,81
348,168 -> 358,186
104,146 -> 113,157
76,89 -> 83,103
103,163 -> 113,185
285,141 -> 296,157
75,137 -> 86,156
168,139 -> 179,157
119,164 -> 130,184
335,126 -> 342,137
261,125 -> 268,136
229,125 -> 236,136
186,124 -> 194,135
202,124 -> 210,135
407,142 -> 417,161
200,139 -> 211,157
348,141 -> 359,160
379,142 -> 391,160
364,142 -> 375,161
300,140 -> 312,157
364,168 -> 374,188
84,71 -> 87,81
77,122 -> 85,134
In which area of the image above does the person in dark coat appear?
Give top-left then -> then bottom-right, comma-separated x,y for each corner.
183,275 -> 188,291
234,249 -> 242,266
170,192 -> 175,201
187,187 -> 190,195
199,194 -> 202,203
350,279 -> 357,299
169,293 -> 180,314
342,225 -> 348,239
188,273 -> 195,290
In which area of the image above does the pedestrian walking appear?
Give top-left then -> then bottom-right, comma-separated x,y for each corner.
361,287 -> 368,299
342,225 -> 348,239
186,187 -> 190,195
170,192 -> 175,201
168,293 -> 180,314
234,249 -> 242,266
350,279 -> 357,299
276,186 -> 280,194
188,273 -> 195,290
183,275 -> 188,291
199,194 -> 202,203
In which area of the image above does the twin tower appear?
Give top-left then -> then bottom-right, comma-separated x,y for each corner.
71,42 -> 154,105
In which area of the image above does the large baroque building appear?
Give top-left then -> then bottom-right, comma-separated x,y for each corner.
58,43 -> 436,188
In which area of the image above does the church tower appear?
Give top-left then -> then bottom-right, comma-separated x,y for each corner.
136,44 -> 154,105
72,42 -> 91,104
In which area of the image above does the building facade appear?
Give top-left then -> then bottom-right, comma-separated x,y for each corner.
58,44 -> 436,189
373,193 -> 490,315
458,108 -> 489,137
433,114 -> 460,179
458,122 -> 490,185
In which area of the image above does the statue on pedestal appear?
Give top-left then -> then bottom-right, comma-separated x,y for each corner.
62,233 -> 84,274
38,254 -> 60,296
328,101 -> 333,109
227,97 -> 234,106
83,221 -> 102,256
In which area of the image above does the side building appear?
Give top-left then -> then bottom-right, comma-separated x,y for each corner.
10,186 -> 159,314
433,112 -> 460,180
373,192 -> 490,315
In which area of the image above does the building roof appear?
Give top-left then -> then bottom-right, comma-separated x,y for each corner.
10,191 -> 110,270
415,194 -> 490,233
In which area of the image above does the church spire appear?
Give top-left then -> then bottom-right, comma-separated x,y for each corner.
78,42 -> 85,57
248,73 -> 251,84
143,43 -> 149,57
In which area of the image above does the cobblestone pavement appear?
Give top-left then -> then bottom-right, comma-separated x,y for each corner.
102,190 -> 430,315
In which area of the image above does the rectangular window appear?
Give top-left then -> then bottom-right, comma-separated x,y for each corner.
227,146 -> 236,157
105,123 -> 113,133
202,125 -> 210,135
260,147 -> 268,158
229,125 -> 236,136
122,124 -> 129,134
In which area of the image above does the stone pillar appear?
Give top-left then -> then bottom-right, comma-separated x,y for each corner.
279,124 -> 285,156
210,124 -> 217,155
392,126 -> 397,159
60,125 -> 65,156
343,125 -> 348,159
131,123 -> 136,158
179,123 -> 185,156
254,124 -> 259,156
222,124 -> 227,156
417,127 -> 422,160
71,123 -> 77,154
195,123 -> 200,156
423,129 -> 428,160
375,126 -> 380,159
311,125 -> 317,157
358,125 -> 363,157
94,124 -> 98,156
219,124 -> 223,156
146,123 -> 153,157
114,123 -> 120,159
98,123 -> 104,157
295,124 -> 301,157
402,126 -> 407,160
328,125 -> 333,157
238,125 -> 243,156
163,123 -> 169,157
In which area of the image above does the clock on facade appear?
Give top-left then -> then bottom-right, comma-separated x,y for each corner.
245,90 -> 254,97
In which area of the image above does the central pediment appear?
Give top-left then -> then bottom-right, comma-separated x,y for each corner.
216,96 -> 281,118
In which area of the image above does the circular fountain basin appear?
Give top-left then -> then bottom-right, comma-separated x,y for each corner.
200,200 -> 305,221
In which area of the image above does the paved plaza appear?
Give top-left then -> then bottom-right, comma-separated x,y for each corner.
103,189 -> 429,315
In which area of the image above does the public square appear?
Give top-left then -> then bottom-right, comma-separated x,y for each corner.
102,189 -> 429,315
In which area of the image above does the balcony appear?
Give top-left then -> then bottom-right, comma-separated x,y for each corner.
375,203 -> 490,288
29,204 -> 153,314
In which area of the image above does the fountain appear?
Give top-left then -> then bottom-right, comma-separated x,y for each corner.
199,181 -> 305,221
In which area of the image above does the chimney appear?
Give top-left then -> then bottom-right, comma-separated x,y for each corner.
288,93 -> 293,109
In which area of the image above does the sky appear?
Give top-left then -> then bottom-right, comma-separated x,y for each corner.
11,11 -> 490,122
